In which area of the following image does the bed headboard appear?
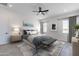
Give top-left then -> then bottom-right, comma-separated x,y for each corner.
23,29 -> 38,35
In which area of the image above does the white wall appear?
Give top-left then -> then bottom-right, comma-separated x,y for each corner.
0,7 -> 23,45
40,10 -> 79,42
0,6 -> 40,45
45,18 -> 68,41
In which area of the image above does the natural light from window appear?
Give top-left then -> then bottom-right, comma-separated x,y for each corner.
62,19 -> 69,34
43,22 -> 47,33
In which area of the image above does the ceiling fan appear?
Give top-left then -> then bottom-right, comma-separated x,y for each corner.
33,6 -> 49,15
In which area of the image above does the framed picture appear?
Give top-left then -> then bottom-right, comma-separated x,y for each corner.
51,24 -> 57,31
23,21 -> 34,27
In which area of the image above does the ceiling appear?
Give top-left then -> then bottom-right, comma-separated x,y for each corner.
4,3 -> 79,20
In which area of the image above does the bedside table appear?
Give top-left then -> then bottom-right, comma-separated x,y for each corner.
72,37 -> 79,56
10,34 -> 22,42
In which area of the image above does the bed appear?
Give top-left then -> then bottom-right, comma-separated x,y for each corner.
22,30 -> 57,55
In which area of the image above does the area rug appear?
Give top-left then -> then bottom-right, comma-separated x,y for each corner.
0,40 -> 65,56
17,40 -> 65,56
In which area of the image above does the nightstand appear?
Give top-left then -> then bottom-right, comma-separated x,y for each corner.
10,34 -> 22,42
10,25 -> 22,42
72,37 -> 79,56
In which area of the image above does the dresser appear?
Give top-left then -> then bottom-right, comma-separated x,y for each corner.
72,37 -> 79,56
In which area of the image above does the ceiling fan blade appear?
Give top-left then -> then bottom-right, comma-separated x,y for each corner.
39,7 -> 42,11
43,10 -> 49,12
33,6 -> 49,15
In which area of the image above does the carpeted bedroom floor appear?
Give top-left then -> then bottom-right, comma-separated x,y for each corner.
0,40 -> 72,56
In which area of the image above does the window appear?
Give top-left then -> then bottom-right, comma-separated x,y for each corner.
76,16 -> 79,24
43,22 -> 47,33
62,19 -> 69,33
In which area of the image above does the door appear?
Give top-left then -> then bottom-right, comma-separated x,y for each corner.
0,16 -> 9,45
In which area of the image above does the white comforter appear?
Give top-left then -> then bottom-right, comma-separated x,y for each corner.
27,34 -> 46,43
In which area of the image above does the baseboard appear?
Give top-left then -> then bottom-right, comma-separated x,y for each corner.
0,41 -> 10,45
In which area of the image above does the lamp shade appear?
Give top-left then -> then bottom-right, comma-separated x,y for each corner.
12,25 -> 20,35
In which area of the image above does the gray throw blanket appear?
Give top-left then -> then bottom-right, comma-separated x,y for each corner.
32,36 -> 57,48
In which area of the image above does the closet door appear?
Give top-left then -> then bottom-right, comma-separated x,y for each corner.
0,16 -> 9,45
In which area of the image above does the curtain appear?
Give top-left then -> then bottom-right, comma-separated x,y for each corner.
68,16 -> 76,43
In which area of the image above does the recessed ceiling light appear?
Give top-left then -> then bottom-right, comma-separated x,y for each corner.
8,4 -> 13,7
64,9 -> 67,12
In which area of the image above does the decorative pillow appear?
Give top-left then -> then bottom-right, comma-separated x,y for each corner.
23,30 -> 27,35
